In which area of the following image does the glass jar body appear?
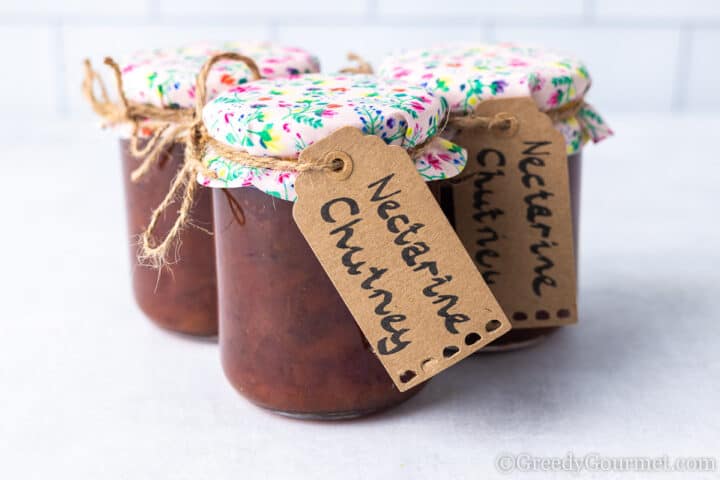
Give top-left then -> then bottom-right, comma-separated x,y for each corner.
213,186 -> 423,419
440,152 -> 582,351
120,139 -> 218,336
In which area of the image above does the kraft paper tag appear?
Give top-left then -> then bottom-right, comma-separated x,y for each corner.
450,97 -> 577,329
293,127 -> 511,392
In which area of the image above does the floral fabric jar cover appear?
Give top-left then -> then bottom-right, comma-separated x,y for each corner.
119,41 -> 321,109
378,43 -> 613,154
90,42 -> 320,336
106,42 -> 321,138
199,74 -> 468,201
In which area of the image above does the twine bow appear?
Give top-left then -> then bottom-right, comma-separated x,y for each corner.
84,52 -> 265,266
84,52 -> 390,267
84,49 -> 587,268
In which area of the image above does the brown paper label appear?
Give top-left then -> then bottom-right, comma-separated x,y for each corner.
292,127 -> 511,392
450,97 -> 577,329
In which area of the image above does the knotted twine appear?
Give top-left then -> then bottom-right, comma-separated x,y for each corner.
444,97 -> 588,184
82,51 -> 444,267
83,51 -> 588,268
339,52 -> 374,75
447,97 -> 586,131
83,52 -> 267,267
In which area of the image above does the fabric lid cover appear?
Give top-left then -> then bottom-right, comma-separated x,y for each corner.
378,43 -> 612,154
119,41 -> 321,110
198,74 -> 468,202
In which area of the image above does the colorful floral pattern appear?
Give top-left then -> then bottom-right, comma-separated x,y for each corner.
198,74 -> 468,201
119,42 -> 321,109
378,43 -> 613,154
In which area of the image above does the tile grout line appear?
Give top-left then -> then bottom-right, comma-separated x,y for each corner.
584,0 -> 596,24
366,0 -> 378,21
671,25 -> 693,113
485,20 -> 497,43
267,22 -> 279,42
52,18 -> 68,117
146,0 -> 161,20
2,13 -> 720,28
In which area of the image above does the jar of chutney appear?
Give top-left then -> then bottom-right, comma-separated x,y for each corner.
379,44 -> 612,350
84,42 -> 320,336
198,74 -> 470,418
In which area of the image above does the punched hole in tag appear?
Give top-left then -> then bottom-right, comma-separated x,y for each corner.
399,370 -> 417,384
443,346 -> 460,358
421,358 -> 438,373
324,150 -> 353,180
485,319 -> 502,332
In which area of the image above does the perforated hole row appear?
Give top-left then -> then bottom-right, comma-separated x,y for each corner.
443,346 -> 459,358
512,309 -> 572,322
397,323 -> 500,384
399,370 -> 416,383
485,319 -> 502,332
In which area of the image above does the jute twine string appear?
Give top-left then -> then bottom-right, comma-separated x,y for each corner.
339,52 -> 374,75
142,85 -> 447,267
83,51 -> 448,266
83,52 -> 267,266
159,95 -> 587,265
447,97 -> 586,131
83,50 -> 587,267
445,97 -> 588,184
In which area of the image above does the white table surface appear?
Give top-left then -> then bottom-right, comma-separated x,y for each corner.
1,113 -> 718,479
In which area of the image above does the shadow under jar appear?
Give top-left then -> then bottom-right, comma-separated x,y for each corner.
439,152 -> 582,351
213,186 -> 426,419
120,139 -> 218,336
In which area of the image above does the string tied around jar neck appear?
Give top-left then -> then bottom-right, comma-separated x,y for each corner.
83,52 -> 262,267
83,53 -> 261,182
446,96 -> 588,132
339,52 -> 374,75
444,97 -> 590,185
83,52 -> 447,267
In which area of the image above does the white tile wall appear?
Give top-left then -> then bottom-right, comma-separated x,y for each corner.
276,25 -> 490,74
0,26 -> 57,114
0,0 -> 147,16
0,0 -> 717,118
493,26 -> 682,112
64,24 -> 271,118
378,0 -> 585,19
687,29 -> 720,111
596,0 -> 720,20
156,0 -> 369,16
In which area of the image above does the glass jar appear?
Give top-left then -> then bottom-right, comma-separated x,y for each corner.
198,73 -> 471,418
86,43 -> 320,336
214,187 -> 425,419
120,139 -> 217,335
379,44 -> 612,351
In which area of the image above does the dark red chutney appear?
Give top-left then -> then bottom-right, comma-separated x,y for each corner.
120,139 -> 218,336
438,152 -> 582,351
213,186 -> 427,419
